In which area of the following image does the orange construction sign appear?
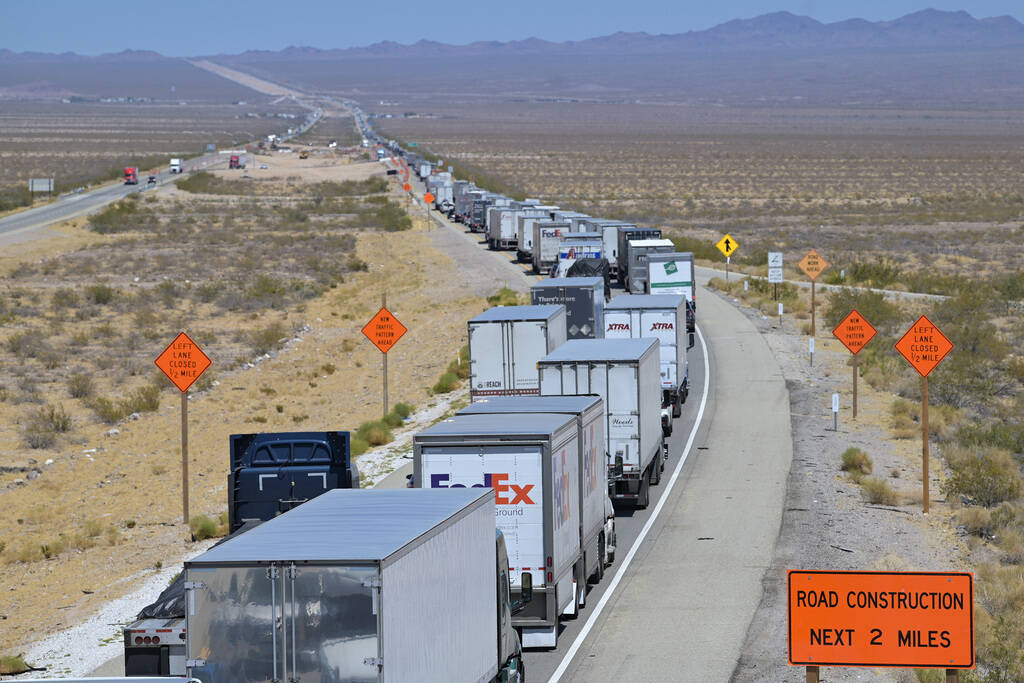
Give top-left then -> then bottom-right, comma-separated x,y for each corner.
798,249 -> 828,281
788,570 -> 974,669
424,192 -> 435,204
895,315 -> 953,377
362,307 -> 407,354
403,182 -> 411,192
832,310 -> 877,355
155,332 -> 211,393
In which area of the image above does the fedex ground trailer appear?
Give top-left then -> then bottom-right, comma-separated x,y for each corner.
532,220 -> 570,274
414,412 -> 583,649
538,338 -> 664,508
648,252 -> 696,333
468,305 -> 567,400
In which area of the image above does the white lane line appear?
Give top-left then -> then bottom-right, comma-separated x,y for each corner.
547,323 -> 711,683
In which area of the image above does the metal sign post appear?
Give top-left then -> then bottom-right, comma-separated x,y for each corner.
832,310 -> 877,419
362,295 -> 408,418
716,234 -> 738,282
798,250 -> 828,337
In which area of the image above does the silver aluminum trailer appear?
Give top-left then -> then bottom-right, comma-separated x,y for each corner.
458,396 -> 615,590
582,219 -> 636,280
626,238 -> 675,293
532,220 -> 570,274
538,338 -> 664,508
184,488 -> 523,682
468,304 -> 567,400
647,251 -> 696,332
517,207 -> 560,262
414,413 -> 582,649
488,205 -> 544,250
552,211 -> 590,231
604,294 -> 690,419
530,276 -> 605,339
616,227 -> 662,285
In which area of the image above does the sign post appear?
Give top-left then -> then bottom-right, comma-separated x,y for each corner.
716,233 -> 739,282
788,570 -> 974,681
155,332 -> 211,525
832,310 -> 878,419
362,296 -> 408,418
768,251 -> 783,300
423,192 -> 435,230
798,249 -> 828,336
895,315 -> 953,513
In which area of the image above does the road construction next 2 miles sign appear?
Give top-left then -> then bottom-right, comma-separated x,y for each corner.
832,309 -> 877,355
716,234 -> 739,257
895,315 -> 954,377
362,307 -> 407,354
798,249 -> 828,280
155,332 -> 211,393
788,570 -> 973,669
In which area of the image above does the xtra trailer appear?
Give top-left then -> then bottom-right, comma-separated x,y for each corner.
538,338 -> 664,508
414,412 -> 582,649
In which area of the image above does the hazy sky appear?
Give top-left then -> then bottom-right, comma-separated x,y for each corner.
4,1 -> 1022,56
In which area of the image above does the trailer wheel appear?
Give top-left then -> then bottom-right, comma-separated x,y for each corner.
595,533 -> 606,581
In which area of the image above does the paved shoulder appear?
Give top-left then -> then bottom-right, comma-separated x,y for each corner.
556,279 -> 792,682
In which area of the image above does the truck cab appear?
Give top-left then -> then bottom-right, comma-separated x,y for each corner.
124,167 -> 138,185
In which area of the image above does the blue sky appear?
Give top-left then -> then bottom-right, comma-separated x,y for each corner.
3,1 -> 1022,56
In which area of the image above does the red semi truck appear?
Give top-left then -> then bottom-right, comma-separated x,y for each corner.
124,167 -> 138,184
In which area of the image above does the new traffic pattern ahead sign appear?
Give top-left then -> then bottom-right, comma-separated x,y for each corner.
716,233 -> 739,257
788,570 -> 974,669
833,310 -> 877,355
798,249 -> 828,281
362,307 -> 407,354
895,315 -> 953,377
424,192 -> 435,204
155,332 -> 211,393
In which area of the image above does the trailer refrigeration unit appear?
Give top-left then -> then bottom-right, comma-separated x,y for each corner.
625,238 -> 675,294
185,488 -> 527,683
538,338 -> 664,508
616,227 -> 661,286
457,395 -> 615,588
530,277 -> 605,340
604,294 -> 690,420
647,251 -> 696,333
532,220 -> 570,274
468,304 -> 567,400
414,412 -> 582,649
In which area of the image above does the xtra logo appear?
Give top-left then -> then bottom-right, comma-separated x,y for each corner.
430,473 -> 535,505
650,322 -> 674,331
607,323 -> 630,331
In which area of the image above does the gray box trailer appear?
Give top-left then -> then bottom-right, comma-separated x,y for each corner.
468,304 -> 567,400
647,251 -> 696,332
626,238 -> 675,293
582,219 -> 636,280
458,396 -> 615,589
538,338 -> 664,508
184,488 -> 524,682
530,276 -> 605,339
532,220 -> 570,274
555,231 -> 603,278
414,412 -> 581,649
604,294 -> 690,418
516,206 -> 560,261
617,227 -> 662,285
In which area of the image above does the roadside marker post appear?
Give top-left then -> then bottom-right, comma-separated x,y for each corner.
798,249 -> 828,336
154,332 -> 211,525
362,295 -> 408,418
832,310 -> 878,419
809,337 -> 815,366
779,302 -> 784,327
895,315 -> 953,513
832,393 -> 839,431
716,233 -> 738,281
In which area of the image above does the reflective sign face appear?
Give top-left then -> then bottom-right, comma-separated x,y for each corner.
424,192 -> 435,203
155,332 -> 211,393
361,307 -> 407,354
716,233 -> 739,257
895,315 -> 953,377
798,249 -> 828,280
833,309 -> 878,355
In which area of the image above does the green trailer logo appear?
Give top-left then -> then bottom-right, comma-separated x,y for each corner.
663,261 -> 678,275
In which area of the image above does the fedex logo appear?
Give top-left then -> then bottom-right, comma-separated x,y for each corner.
650,322 -> 674,331
607,323 -> 630,331
430,473 -> 535,505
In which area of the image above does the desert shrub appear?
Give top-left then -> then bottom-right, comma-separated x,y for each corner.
51,288 -> 80,309
350,437 -> 370,457
84,283 -> 116,305
189,515 -> 224,541
24,403 -> 72,448
87,396 -> 128,424
956,422 -> 1024,456
0,654 -> 31,675
382,411 -> 404,428
250,321 -> 289,355
840,447 -> 873,479
82,519 -> 104,537
392,402 -> 414,419
823,287 -> 902,335
487,287 -> 522,306
942,449 -> 1022,507
432,372 -> 460,394
356,420 -> 392,447
122,385 -> 161,413
67,373 -> 94,399
958,506 -> 993,536
860,477 -> 899,506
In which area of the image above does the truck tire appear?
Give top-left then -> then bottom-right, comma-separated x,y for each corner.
594,533 -> 605,582
650,456 -> 662,485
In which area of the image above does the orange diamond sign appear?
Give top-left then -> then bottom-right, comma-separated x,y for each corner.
895,315 -> 953,377
832,309 -> 877,355
798,249 -> 828,281
362,307 -> 407,354
155,332 -> 211,392
403,182 -> 411,192
424,192 -> 435,204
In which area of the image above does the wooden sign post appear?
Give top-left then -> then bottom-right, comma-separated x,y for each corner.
832,310 -> 878,419
362,296 -> 408,418
895,315 -> 954,513
716,233 -> 739,282
798,249 -> 828,336
155,332 -> 211,525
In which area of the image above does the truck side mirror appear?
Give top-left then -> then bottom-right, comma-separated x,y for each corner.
688,333 -> 695,350
520,571 -> 533,604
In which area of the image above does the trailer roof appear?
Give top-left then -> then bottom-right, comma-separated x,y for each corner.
539,337 -> 658,363
531,277 -> 603,289
561,232 -> 602,239
628,239 -> 675,247
186,488 -> 490,565
606,294 -> 685,309
647,251 -> 694,261
469,304 -> 564,323
415,412 -> 577,439
458,395 -> 602,416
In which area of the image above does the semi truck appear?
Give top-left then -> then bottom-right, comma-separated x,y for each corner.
467,304 -> 567,400
530,277 -> 605,340
581,219 -> 636,281
647,251 -> 697,333
616,227 -> 661,286
554,232 -> 603,277
532,220 -> 570,274
169,158 -> 182,174
538,338 -> 664,508
124,167 -> 138,185
185,488 -> 529,682
458,395 -> 616,590
414,412 -> 581,649
625,238 -> 675,293
516,206 -> 559,262
604,294 -> 692,422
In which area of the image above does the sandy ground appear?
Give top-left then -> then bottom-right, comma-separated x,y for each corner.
0,154 -> 512,666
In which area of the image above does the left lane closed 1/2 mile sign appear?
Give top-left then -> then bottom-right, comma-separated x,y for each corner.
788,570 -> 973,669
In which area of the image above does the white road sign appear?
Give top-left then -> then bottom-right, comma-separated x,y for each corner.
768,267 -> 784,283
768,252 -> 783,268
